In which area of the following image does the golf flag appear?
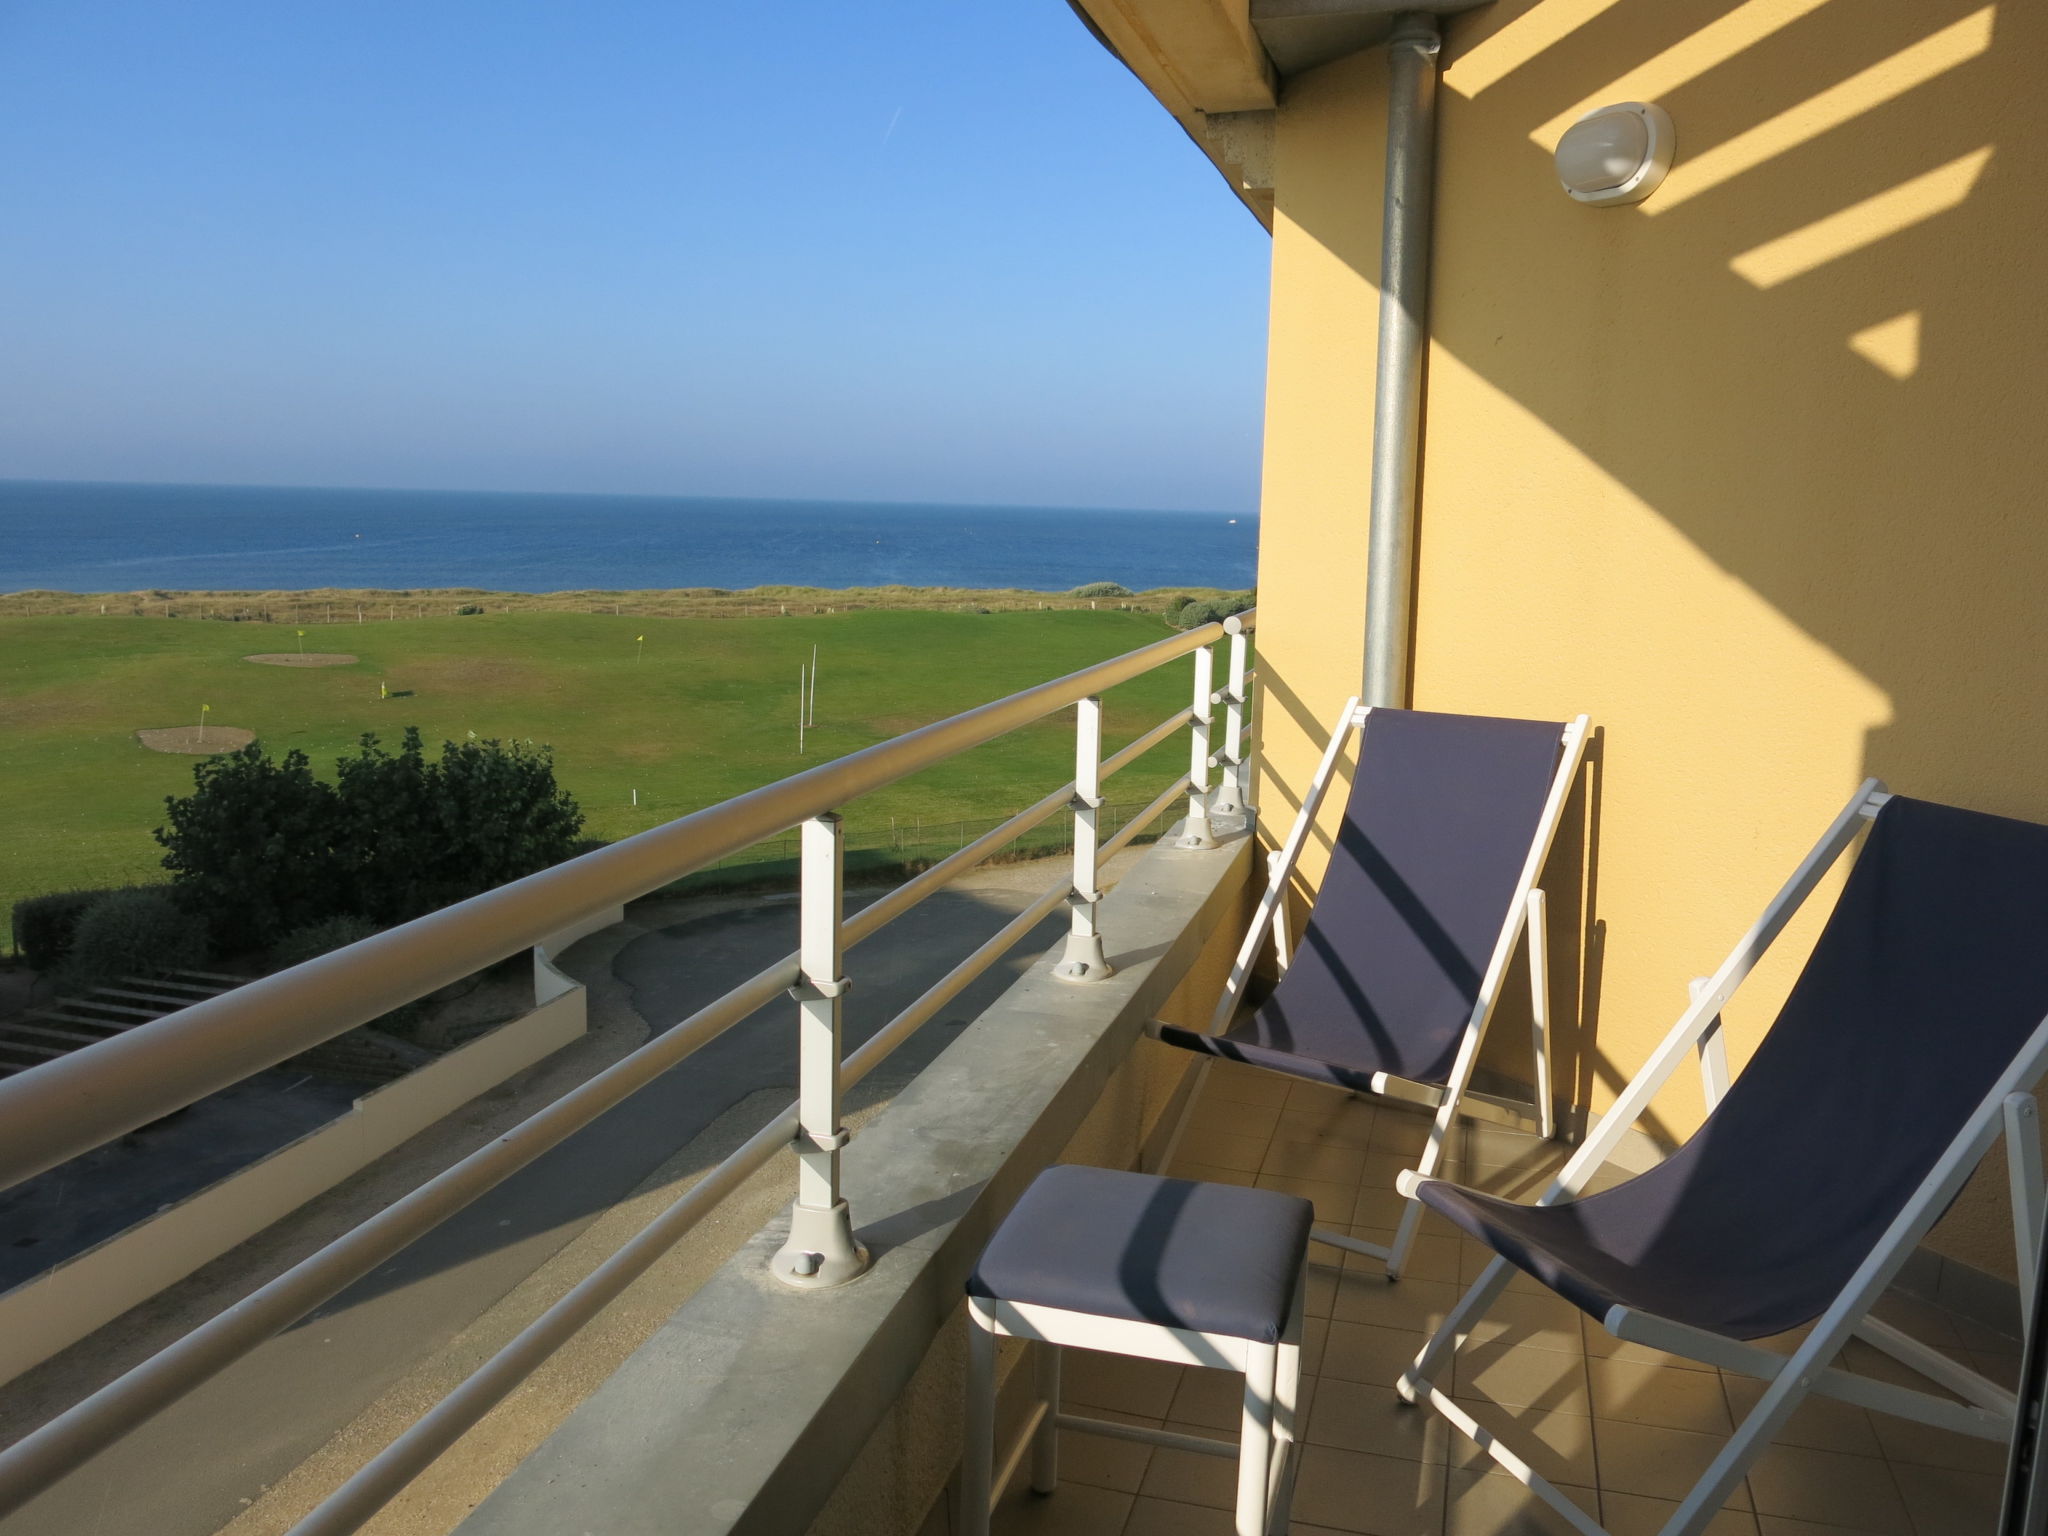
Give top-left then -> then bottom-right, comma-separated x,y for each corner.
636,635 -> 645,642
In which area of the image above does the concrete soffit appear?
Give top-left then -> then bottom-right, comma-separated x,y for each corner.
1067,0 -> 1492,228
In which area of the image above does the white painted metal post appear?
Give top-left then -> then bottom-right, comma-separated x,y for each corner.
2008,1093 -> 2044,1329
770,814 -> 869,1288
1209,622 -> 1251,817
1175,644 -> 1217,849
1055,697 -> 1114,982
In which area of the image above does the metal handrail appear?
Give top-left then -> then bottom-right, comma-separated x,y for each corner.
0,611 -> 1252,1520
0,614 -> 1250,1191
280,778 -> 1191,1536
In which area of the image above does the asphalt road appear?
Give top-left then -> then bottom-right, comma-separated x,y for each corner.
0,872 -> 1072,1536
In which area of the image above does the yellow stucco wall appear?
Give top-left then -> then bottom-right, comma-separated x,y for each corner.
1253,0 -> 2047,1275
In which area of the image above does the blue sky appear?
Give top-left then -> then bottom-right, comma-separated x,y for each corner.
0,3 -> 1270,512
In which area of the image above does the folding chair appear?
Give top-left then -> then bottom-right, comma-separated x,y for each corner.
1154,702 -> 1592,1278
1397,783 -> 2048,1536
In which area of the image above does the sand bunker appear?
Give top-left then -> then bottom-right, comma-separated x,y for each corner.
138,727 -> 256,755
244,652 -> 358,667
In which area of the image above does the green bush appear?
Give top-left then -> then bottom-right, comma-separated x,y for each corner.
155,743 -> 342,952
156,731 -> 586,946
454,603 -> 485,615
65,890 -> 208,988
13,889 -> 114,970
1175,599 -> 1223,629
270,914 -> 380,972
1068,581 -> 1133,598
336,728 -> 585,924
1159,594 -> 1192,621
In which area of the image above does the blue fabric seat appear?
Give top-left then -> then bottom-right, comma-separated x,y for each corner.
1418,796 -> 2048,1341
1156,707 -> 1567,1091
968,1165 -> 1313,1345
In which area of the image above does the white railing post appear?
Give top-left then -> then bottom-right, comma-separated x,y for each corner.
1055,697 -> 1114,982
770,813 -> 870,1288
1209,621 -> 1252,817
1174,642 -> 1217,849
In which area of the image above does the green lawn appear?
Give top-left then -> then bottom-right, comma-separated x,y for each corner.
0,610 -> 1197,932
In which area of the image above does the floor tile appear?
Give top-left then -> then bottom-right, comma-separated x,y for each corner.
1122,1494 -> 1241,1536
1887,1459 -> 2003,1536
1591,1420 -> 1753,1509
1717,1377 -> 1879,1458
1581,1317 -> 1718,1374
1170,1155 -> 1259,1186
1195,1097 -> 1286,1142
1171,1364 -> 1258,1432
1208,1066 -> 1294,1109
1586,1358 -> 1731,1433
1331,1273 -> 1463,1334
1051,1406 -> 1160,1494
1266,1137 -> 1372,1183
1448,1406 -> 1598,1488
1136,1421 -> 1246,1510
1351,1226 -> 1464,1284
1754,1518 -> 1915,1536
1746,1443 -> 1906,1534
1062,1350 -> 1184,1419
1259,1172 -> 1360,1226
1181,1124 -> 1273,1172
1309,1377 -> 1455,1463
989,1478 -> 1132,1535
1866,1411 -> 2006,1475
1455,1337 -> 1592,1416
1281,1100 -> 1382,1149
1323,1320 -> 1433,1388
1464,1287 -> 1587,1358
1291,1443 -> 1449,1535
1444,1467 -> 1598,1536
1606,1490 -> 1759,1535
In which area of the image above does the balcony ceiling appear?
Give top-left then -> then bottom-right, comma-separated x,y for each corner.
1249,0 -> 1494,79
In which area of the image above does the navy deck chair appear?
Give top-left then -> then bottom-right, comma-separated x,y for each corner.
1153,700 -> 1592,1278
1399,785 -> 2048,1536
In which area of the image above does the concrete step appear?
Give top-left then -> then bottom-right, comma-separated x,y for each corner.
60,998 -> 163,1020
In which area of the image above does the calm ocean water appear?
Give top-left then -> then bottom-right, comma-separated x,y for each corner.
0,481 -> 1257,594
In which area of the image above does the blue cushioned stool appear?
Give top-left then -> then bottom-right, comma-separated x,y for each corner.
961,1164 -> 1312,1536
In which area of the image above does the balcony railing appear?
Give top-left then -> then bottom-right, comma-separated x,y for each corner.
0,609 -> 1256,1535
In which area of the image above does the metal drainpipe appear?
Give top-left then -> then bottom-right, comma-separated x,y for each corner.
1361,12 -> 1443,710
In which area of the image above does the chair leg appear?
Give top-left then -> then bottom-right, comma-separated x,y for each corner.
1030,1341 -> 1061,1494
1236,1342 -> 1279,1536
1526,888 -> 1555,1140
961,1302 -> 998,1536
1268,1271 -> 1305,1535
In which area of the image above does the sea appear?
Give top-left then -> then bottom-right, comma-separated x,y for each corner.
0,480 -> 1257,594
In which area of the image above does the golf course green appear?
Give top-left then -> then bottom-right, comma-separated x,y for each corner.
0,609 -> 1200,935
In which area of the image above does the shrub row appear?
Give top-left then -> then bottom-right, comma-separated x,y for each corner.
156,729 -> 585,952
9,886 -> 208,987
1164,590 -> 1256,629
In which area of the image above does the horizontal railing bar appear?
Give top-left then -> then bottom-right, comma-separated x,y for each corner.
0,767 -> 1200,1518
0,958 -> 793,1520
847,706 -> 1189,948
0,613 -> 1247,1193
268,772 -> 1194,1536
1101,707 -> 1195,780
283,1106 -> 802,1536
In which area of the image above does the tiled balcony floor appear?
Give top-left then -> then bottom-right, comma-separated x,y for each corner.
986,1062 -> 2020,1536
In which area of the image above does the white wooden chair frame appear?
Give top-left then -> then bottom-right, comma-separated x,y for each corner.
1395,778 -> 2048,1536
1157,701 -> 1593,1279
960,1271 -> 1307,1536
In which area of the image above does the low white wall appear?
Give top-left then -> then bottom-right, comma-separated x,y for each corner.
0,908 -> 620,1386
